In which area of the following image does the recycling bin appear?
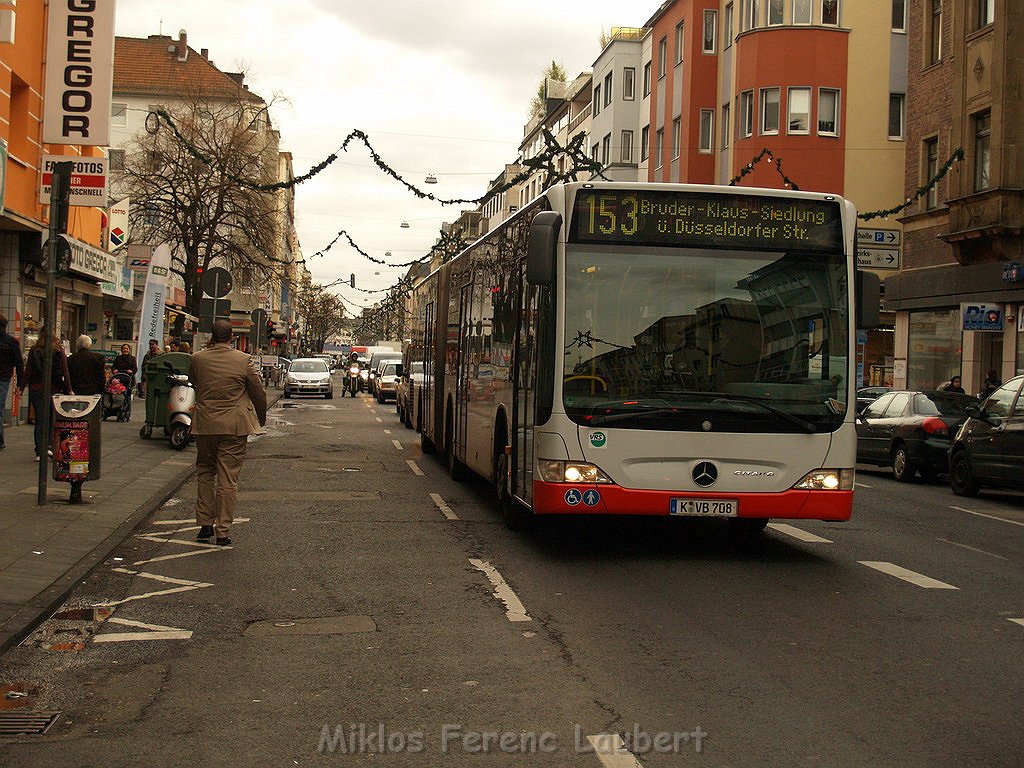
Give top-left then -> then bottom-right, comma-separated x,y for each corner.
51,394 -> 102,487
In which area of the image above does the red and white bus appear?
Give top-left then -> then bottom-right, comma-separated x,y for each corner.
408,182 -> 878,529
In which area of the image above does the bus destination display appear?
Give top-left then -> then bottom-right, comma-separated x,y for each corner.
570,189 -> 844,253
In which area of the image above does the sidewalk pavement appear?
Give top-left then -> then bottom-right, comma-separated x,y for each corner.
0,390 -> 278,656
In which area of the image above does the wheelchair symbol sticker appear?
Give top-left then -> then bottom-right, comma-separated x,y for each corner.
582,490 -> 601,507
564,489 -> 583,506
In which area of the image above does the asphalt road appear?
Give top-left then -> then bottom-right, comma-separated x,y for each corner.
1,379 -> 1022,767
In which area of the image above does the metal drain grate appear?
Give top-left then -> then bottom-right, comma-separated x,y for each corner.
0,711 -> 61,736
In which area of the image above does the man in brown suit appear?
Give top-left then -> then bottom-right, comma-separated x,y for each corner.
189,320 -> 267,546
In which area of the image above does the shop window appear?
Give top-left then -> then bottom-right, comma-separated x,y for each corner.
907,309 -> 961,390
760,87 -> 780,134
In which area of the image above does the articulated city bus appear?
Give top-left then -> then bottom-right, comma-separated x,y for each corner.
408,182 -> 878,529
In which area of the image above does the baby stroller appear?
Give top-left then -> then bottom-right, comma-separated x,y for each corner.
102,372 -> 133,422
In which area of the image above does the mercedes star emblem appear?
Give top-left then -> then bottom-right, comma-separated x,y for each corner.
692,461 -> 718,487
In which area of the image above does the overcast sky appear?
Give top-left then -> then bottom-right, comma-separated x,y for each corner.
114,0 -> 649,309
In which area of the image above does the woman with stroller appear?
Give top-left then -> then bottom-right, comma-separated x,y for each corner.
107,343 -> 138,422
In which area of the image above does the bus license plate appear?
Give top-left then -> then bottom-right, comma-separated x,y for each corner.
670,498 -> 738,517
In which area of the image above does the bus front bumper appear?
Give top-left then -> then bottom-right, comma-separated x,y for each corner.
532,482 -> 853,521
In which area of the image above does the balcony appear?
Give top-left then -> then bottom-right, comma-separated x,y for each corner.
568,103 -> 592,133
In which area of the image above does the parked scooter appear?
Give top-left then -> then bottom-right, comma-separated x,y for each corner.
343,362 -> 361,397
166,372 -> 196,450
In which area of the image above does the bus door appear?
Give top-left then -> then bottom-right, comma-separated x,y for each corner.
512,278 -> 540,507
453,284 -> 472,458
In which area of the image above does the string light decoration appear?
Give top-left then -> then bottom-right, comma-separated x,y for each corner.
727,148 -> 800,190
858,147 -> 963,221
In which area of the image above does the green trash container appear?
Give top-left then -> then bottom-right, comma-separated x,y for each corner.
140,352 -> 192,439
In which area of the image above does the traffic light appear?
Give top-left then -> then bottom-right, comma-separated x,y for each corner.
267,319 -> 274,337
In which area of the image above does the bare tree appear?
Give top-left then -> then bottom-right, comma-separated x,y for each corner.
294,284 -> 347,355
117,96 -> 285,311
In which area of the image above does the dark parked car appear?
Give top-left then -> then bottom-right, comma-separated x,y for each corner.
856,386 -> 892,413
856,389 -> 979,482
949,375 -> 1024,497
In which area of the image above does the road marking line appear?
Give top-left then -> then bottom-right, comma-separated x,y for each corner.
384,429 -> 392,435
406,460 -> 424,476
151,517 -> 251,528
430,493 -> 458,521
161,498 -> 183,507
855,482 -> 872,489
586,734 -> 645,767
936,537 -> 1008,561
392,439 -> 404,451
110,568 -> 212,586
950,505 -> 1024,528
767,523 -> 833,543
1009,618 -> 1024,628
469,558 -> 531,622
93,618 -> 194,642
135,536 -> 223,548
132,548 -> 222,566
858,561 -> 959,590
375,417 -> 383,423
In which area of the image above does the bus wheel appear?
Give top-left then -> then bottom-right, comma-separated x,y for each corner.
420,432 -> 436,454
446,420 -> 467,482
495,447 -> 531,530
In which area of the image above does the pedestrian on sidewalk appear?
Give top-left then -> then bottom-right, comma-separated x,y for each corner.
22,330 -> 72,460
139,338 -> 160,397
67,335 -> 106,396
189,319 -> 267,546
0,312 -> 24,450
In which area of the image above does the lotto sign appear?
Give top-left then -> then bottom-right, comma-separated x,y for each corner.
107,197 -> 129,251
39,155 -> 108,206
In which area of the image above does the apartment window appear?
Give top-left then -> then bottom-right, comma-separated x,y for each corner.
793,0 -> 812,24
724,3 -> 734,47
703,11 -> 717,53
642,62 -> 652,97
593,85 -> 601,116
974,110 -> 991,191
655,129 -> 665,167
769,0 -> 784,25
604,72 -> 613,107
821,0 -> 839,25
108,148 -> 125,171
658,37 -> 667,77
110,102 -> 128,127
699,110 -> 714,153
760,87 -> 780,134
788,87 -> 811,133
740,90 -> 754,137
672,118 -> 681,159
818,88 -> 839,135
892,0 -> 906,31
924,137 -> 939,209
675,22 -> 685,64
641,125 -> 650,161
602,133 -> 612,164
623,67 -> 636,100
740,0 -> 759,31
928,0 -> 942,65
975,0 -> 993,30
888,93 -> 905,139
621,130 -> 634,163
592,145 -> 600,164
721,103 -> 731,149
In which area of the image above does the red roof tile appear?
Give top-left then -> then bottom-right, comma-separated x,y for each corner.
113,35 -> 264,104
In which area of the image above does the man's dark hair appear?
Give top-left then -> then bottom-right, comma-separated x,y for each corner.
0,312 -> 7,333
211,319 -> 233,343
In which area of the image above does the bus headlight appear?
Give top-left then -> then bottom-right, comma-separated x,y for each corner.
538,460 -> 613,484
794,469 -> 854,491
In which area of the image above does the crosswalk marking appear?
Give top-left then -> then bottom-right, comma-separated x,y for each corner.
858,561 -> 959,590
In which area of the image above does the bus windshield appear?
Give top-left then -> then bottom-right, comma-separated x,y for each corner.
561,244 -> 849,433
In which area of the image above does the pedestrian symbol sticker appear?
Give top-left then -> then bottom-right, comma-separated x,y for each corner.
582,490 -> 601,507
589,431 -> 607,448
564,489 -> 583,506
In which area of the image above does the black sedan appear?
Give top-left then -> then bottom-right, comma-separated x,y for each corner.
856,390 -> 979,482
856,386 -> 892,413
949,375 -> 1024,497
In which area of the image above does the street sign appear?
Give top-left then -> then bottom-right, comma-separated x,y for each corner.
857,247 -> 900,269
856,227 -> 902,270
198,297 -> 231,333
856,228 -> 901,246
201,267 -> 232,298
